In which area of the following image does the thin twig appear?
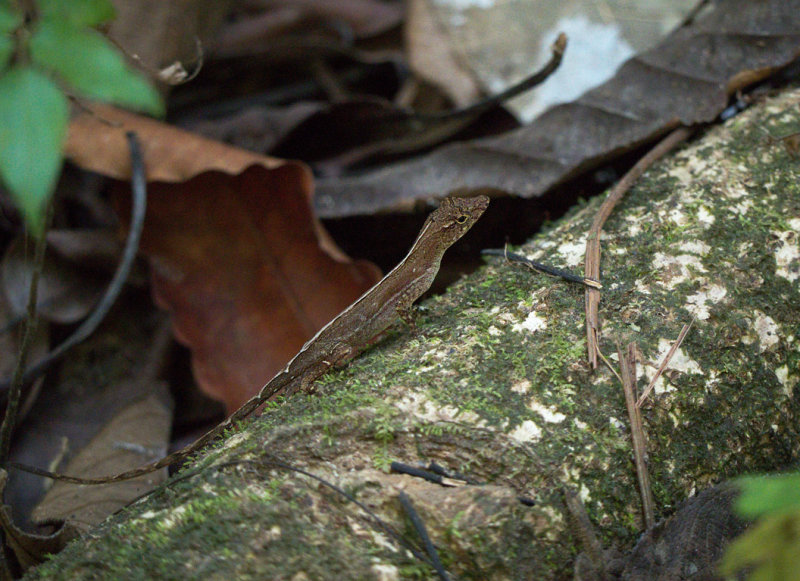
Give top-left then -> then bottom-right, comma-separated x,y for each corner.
637,320 -> 694,407
398,491 -> 450,581
0,204 -> 52,463
482,248 -> 601,288
419,32 -> 567,122
595,343 -> 623,385
584,127 -> 692,367
0,132 -> 147,391
618,343 -> 655,529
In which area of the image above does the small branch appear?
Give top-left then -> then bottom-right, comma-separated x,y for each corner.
419,32 -> 567,122
584,127 -> 692,367
637,320 -> 694,407
482,248 -> 601,288
618,343 -> 655,529
0,132 -> 147,391
398,491 -> 450,581
0,202 -> 52,463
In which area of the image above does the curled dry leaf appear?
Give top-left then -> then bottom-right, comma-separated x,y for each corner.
66,105 -> 381,413
315,0 -> 800,218
0,471 -> 79,573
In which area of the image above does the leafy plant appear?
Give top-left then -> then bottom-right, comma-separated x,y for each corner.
0,0 -> 163,234
720,472 -> 800,580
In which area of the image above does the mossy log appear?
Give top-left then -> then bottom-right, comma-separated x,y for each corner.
27,87 -> 800,580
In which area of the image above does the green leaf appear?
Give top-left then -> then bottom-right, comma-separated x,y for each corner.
30,18 -> 163,115
0,67 -> 68,234
38,0 -> 115,27
736,474 -> 800,519
0,4 -> 21,71
720,510 -> 800,580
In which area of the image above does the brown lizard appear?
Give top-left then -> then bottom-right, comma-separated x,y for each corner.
12,195 -> 489,484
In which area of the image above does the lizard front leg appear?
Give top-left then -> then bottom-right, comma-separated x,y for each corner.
288,341 -> 353,396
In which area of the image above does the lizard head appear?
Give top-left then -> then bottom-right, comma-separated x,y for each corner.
423,195 -> 489,247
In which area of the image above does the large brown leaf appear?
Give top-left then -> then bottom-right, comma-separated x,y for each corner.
128,167 -> 379,412
67,106 -> 380,413
314,0 -> 800,218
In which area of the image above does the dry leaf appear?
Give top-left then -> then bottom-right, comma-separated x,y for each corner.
1,231 -> 117,324
31,392 -> 171,532
406,0 -> 481,108
120,166 -> 379,412
0,470 -> 79,572
66,105 -> 381,413
315,0 -> 800,217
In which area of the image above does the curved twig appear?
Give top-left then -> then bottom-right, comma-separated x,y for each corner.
0,131 -> 147,390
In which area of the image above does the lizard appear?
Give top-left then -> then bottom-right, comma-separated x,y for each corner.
10,195 -> 489,485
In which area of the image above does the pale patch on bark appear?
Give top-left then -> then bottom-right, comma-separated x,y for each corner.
685,283 -> 728,320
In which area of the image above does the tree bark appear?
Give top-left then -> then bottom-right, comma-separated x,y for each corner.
26,86 -> 800,580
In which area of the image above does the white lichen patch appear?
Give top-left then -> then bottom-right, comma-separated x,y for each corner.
667,154 -> 712,187
509,419 -> 542,443
512,310 -> 547,334
678,240 -> 711,255
371,563 -> 399,581
753,312 -> 779,352
511,379 -> 531,393
642,339 -> 703,396
685,283 -> 727,320
652,252 -> 707,289
579,483 -> 592,503
667,207 -> 690,227
528,400 -> 566,423
554,236 -> 589,267
696,205 -> 715,225
723,182 -> 749,200
730,199 -> 753,215
394,389 -> 482,425
608,417 -> 624,430
775,219 -> 800,282
775,365 -> 797,398
155,505 -> 186,530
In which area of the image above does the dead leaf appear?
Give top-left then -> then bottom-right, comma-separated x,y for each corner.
269,98 -> 518,174
4,303 -> 173,528
31,392 -> 171,532
185,102 -> 325,154
65,104 -> 289,182
1,231 -> 117,324
314,0 -> 800,218
406,0 -> 482,108
257,0 -> 403,39
120,166 -> 379,412
66,105 -> 381,413
0,470 -> 79,573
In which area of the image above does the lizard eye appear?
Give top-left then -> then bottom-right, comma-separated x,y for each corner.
455,214 -> 469,224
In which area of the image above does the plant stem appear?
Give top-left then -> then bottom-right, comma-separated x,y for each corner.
0,202 -> 51,463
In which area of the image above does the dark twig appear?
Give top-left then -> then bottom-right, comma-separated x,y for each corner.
585,127 -> 692,367
0,203 -> 52,463
419,33 -> 567,122
0,132 -> 147,391
391,462 -> 464,487
482,248 -> 601,289
618,343 -> 655,529
398,491 -> 450,581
